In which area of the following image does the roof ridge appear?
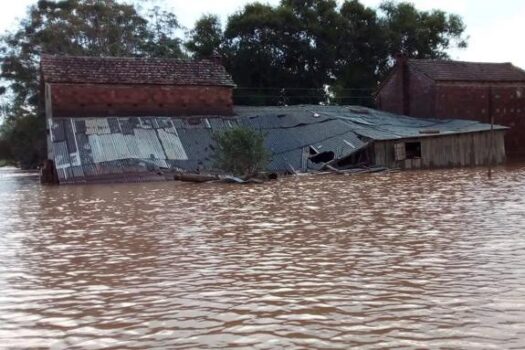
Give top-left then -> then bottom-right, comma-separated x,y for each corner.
41,54 -> 215,65
409,58 -> 518,67
405,58 -> 525,82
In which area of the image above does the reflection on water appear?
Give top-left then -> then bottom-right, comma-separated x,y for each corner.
1,165 -> 525,349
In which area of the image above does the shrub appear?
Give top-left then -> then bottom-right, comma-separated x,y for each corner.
213,127 -> 269,178
0,114 -> 46,169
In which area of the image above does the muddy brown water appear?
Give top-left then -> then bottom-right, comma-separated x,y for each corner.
1,166 -> 525,349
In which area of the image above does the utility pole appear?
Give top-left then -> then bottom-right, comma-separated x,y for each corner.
488,86 -> 495,179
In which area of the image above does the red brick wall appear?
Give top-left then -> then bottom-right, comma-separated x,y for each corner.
50,83 -> 234,117
376,65 -> 435,117
376,67 -> 404,114
434,84 -> 490,121
407,66 -> 435,118
435,83 -> 525,156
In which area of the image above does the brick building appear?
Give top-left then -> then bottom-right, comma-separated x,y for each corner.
375,58 -> 525,156
39,55 -> 507,184
40,54 -> 236,118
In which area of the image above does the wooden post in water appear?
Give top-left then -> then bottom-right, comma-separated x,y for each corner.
488,87 -> 494,179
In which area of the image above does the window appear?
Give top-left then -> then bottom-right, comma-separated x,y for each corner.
405,142 -> 421,159
394,142 -> 421,160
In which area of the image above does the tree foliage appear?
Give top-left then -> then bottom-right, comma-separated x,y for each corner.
186,0 -> 467,104
185,15 -> 223,59
214,127 -> 269,178
0,114 -> 46,169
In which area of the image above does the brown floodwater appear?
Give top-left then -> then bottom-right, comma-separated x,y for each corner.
1,165 -> 525,349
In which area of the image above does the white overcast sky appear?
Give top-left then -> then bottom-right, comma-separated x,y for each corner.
0,0 -> 524,68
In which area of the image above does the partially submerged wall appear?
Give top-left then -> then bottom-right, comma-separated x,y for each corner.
374,131 -> 506,169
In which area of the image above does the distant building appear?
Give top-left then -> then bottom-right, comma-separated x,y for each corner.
375,58 -> 525,156
40,54 -> 236,118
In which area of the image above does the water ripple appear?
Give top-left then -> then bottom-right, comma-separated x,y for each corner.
1,165 -> 525,349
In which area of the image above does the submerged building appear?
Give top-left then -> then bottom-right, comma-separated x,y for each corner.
376,57 -> 525,157
41,55 -> 507,184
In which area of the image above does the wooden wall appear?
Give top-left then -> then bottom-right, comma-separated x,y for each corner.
374,131 -> 506,169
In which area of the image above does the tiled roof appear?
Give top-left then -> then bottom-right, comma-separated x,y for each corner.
408,59 -> 525,82
40,54 -> 236,87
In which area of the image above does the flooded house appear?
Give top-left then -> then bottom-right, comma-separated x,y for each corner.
375,57 -> 525,157
41,55 -> 507,184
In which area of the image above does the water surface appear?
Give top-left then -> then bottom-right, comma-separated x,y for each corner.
1,166 -> 525,349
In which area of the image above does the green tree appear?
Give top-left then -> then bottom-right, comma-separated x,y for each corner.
186,15 -> 223,59
143,6 -> 185,57
214,127 -> 269,178
223,1 -> 341,104
379,1 -> 467,60
0,114 -> 45,169
186,0 -> 467,106
331,0 -> 387,104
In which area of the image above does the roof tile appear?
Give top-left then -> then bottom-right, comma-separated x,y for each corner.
408,59 -> 525,82
41,54 -> 236,87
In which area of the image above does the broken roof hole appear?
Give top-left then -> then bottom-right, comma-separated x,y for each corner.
309,146 -> 319,155
309,151 -> 335,164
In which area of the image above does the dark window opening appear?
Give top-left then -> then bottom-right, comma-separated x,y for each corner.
310,151 -> 335,164
405,142 -> 421,159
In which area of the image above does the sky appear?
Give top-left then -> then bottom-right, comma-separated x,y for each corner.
0,0 -> 524,68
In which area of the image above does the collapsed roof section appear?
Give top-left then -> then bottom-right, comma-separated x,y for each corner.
48,105 -> 506,184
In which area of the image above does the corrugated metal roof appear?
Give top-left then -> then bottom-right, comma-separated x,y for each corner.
158,129 -> 188,160
49,105 -> 506,183
133,129 -> 166,159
